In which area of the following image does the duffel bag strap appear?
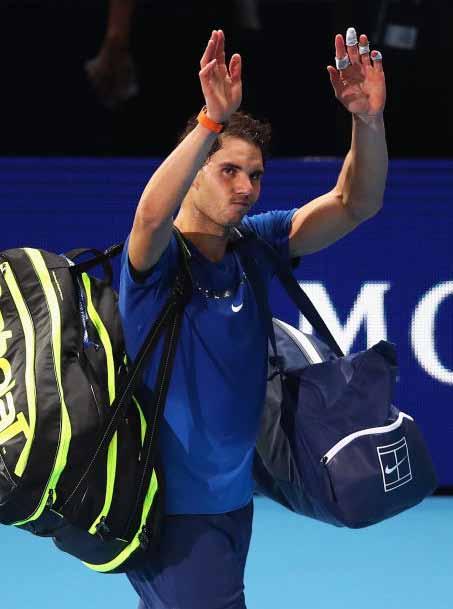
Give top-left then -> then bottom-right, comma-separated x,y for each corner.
232,228 -> 344,358
232,243 -> 280,363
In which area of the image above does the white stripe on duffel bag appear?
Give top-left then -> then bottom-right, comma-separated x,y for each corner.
273,318 -> 323,364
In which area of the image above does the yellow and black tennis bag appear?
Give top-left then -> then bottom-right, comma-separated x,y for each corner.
0,239 -> 191,573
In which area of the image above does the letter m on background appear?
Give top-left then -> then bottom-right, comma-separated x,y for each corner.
298,282 -> 391,354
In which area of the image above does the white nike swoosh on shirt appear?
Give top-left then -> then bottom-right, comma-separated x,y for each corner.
385,456 -> 408,475
231,303 -> 243,313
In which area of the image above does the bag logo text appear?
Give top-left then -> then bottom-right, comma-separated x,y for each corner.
0,285 -> 30,448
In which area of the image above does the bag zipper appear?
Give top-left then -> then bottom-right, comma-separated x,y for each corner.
13,248 -> 72,526
75,275 -> 100,351
321,411 -> 414,465
78,273 -> 118,536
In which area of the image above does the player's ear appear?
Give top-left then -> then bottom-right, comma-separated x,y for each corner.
192,170 -> 202,191
192,163 -> 208,191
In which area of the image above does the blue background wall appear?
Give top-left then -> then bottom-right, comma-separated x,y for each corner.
1,158 -> 452,487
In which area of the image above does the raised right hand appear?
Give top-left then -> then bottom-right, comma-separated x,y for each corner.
199,30 -> 242,124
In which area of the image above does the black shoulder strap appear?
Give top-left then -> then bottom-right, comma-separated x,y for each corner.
232,236 -> 279,360
232,227 -> 343,358
62,230 -> 192,511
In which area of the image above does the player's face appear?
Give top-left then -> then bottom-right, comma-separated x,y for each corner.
193,136 -> 264,228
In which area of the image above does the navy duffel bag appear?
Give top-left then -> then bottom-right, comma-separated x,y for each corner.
234,230 -> 438,529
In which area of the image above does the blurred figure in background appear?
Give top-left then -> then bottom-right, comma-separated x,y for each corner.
85,0 -> 139,110
234,0 -> 262,31
85,0 -> 262,111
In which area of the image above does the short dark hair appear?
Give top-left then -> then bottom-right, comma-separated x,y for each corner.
177,110 -> 272,162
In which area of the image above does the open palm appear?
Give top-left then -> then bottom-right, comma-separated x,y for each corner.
198,30 -> 242,124
327,32 -> 386,116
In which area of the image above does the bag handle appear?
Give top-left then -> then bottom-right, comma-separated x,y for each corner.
64,246 -> 119,286
65,244 -> 125,285
232,228 -> 344,358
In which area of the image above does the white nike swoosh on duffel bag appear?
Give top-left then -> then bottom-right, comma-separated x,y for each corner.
385,457 -> 408,475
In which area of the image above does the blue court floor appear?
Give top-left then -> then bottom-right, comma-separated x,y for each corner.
2,495 -> 452,609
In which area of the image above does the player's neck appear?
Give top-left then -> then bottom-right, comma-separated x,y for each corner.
174,213 -> 230,263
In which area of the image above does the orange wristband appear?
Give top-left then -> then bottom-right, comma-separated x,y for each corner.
197,106 -> 226,134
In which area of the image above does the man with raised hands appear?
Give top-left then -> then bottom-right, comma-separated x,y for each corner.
120,26 -> 387,609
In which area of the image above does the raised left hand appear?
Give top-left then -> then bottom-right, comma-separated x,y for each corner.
327,28 -> 386,117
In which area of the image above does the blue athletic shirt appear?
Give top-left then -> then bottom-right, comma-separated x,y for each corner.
119,208 -> 298,514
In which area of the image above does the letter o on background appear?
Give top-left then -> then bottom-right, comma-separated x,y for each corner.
410,281 -> 453,384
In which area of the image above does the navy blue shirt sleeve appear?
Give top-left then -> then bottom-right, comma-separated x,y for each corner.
121,233 -> 179,290
119,233 -> 180,362
241,208 -> 298,263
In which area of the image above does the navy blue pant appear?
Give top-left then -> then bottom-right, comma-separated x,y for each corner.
127,501 -> 253,609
